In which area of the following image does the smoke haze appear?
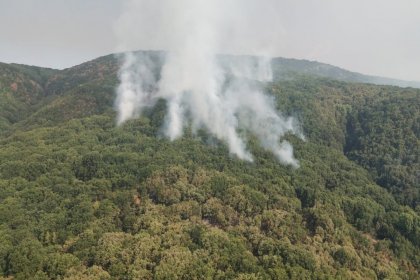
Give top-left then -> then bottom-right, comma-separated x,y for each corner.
115,0 -> 303,167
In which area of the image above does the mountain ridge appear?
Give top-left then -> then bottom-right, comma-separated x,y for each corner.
2,51 -> 420,90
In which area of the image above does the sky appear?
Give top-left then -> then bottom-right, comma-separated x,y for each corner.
0,0 -> 419,81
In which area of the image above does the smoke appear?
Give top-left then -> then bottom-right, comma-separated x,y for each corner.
114,0 -> 303,167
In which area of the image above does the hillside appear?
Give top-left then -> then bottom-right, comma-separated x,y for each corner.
270,58 -> 420,88
0,62 -> 58,133
0,54 -> 419,279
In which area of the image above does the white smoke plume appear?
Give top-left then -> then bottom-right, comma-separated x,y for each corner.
114,0 -> 303,167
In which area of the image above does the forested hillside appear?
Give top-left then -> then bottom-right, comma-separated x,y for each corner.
0,54 -> 419,279
270,58 -> 420,88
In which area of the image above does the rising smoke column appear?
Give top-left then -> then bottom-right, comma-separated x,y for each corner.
116,52 -> 158,124
115,0 -> 303,167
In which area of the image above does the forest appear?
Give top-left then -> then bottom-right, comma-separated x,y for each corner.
0,55 -> 419,279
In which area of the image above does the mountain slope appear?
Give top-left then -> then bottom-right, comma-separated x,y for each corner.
0,63 -> 58,133
271,57 -> 420,88
0,54 -> 419,279
268,78 -> 420,207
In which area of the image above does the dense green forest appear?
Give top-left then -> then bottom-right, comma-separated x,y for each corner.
0,54 -> 419,279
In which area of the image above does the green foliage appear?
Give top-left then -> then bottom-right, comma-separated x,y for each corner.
0,59 -> 418,279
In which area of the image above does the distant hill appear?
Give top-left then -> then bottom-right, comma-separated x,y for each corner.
270,57 -> 420,88
5,51 -> 419,90
81,52 -> 420,88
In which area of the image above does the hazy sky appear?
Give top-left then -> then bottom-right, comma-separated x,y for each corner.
1,0 -> 419,81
